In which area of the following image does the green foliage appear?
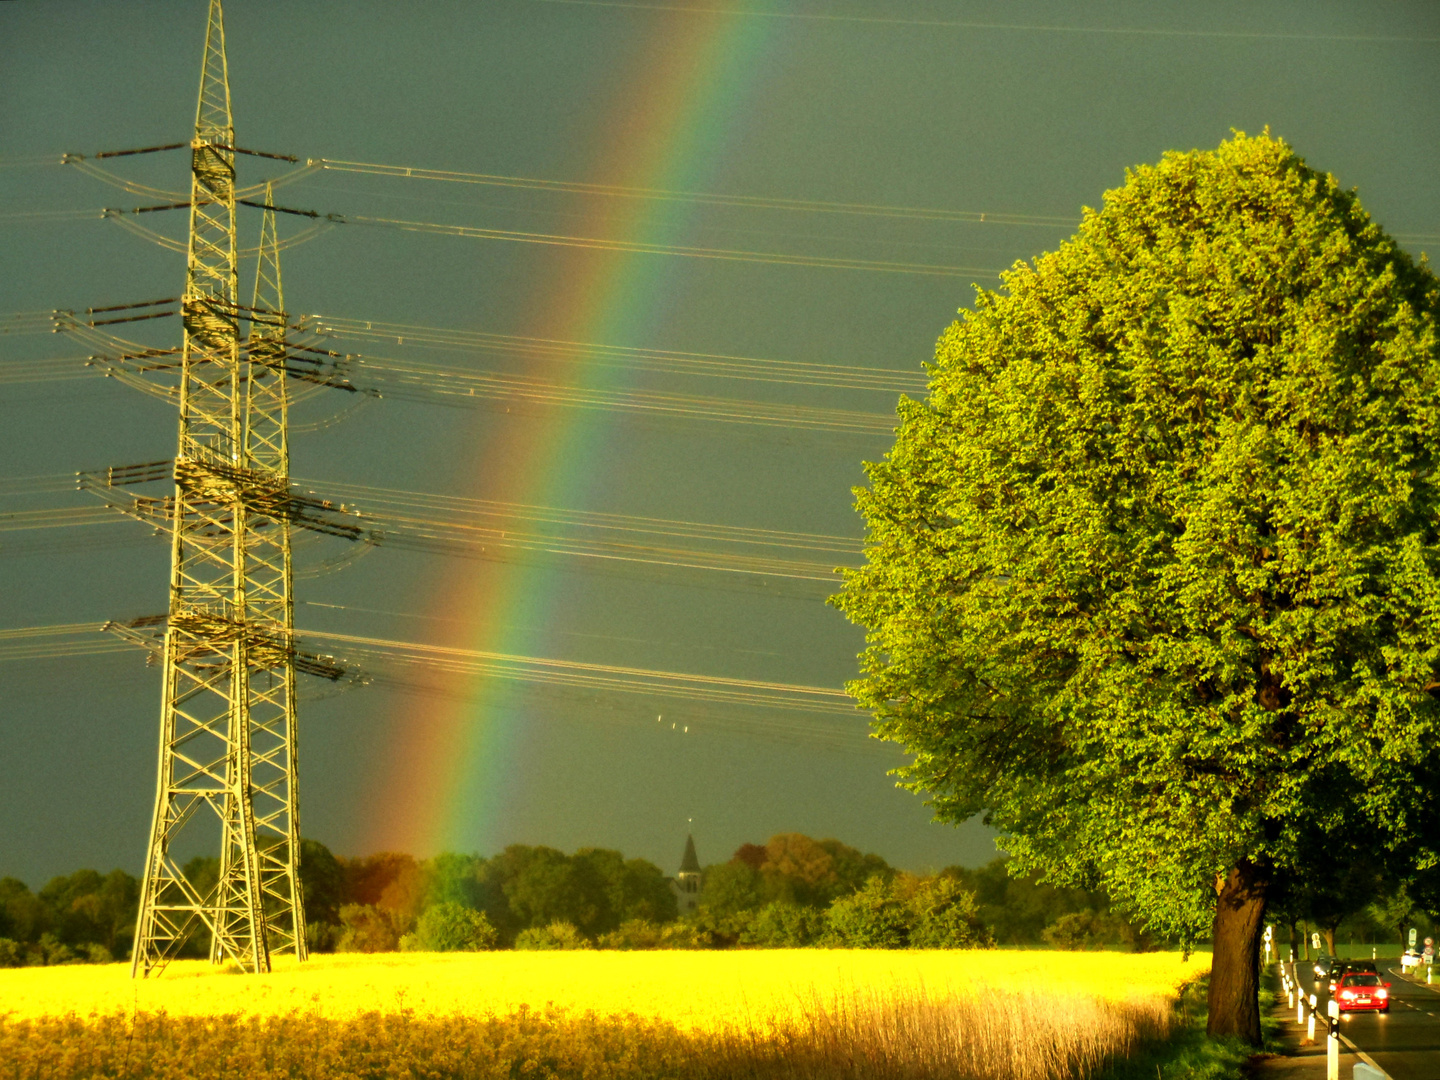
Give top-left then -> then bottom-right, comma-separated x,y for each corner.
514,920 -> 593,950
336,904 -> 403,953
0,878 -> 46,944
694,861 -> 765,938
422,852 -> 487,911
947,856 -> 1116,945
900,875 -> 992,949
617,857 -> 680,925
597,918 -> 706,949
1043,910 -> 1127,950
400,902 -> 498,952
695,833 -> 895,940
0,870 -> 139,963
37,869 -> 138,954
824,877 -> 909,948
0,938 -> 23,967
738,902 -> 827,947
1096,980 -> 1264,1080
299,838 -> 346,929
834,130 -> 1440,939
182,856 -> 219,901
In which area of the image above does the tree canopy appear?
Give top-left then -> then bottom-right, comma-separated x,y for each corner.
833,131 -> 1440,1040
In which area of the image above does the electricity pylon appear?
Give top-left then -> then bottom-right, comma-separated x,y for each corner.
240,186 -> 307,963
132,0 -> 304,976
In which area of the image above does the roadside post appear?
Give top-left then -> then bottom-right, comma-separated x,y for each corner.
1298,985 -> 1307,1025
1326,1000 -> 1340,1080
1264,924 -> 1274,966
1308,993 -> 1318,1042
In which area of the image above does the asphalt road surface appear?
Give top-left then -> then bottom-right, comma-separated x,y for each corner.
1289,957 -> 1440,1080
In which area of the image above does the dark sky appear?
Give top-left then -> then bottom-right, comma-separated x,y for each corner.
2,0 -> 1437,888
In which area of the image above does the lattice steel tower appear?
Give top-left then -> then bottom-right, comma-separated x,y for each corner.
132,0 -> 305,976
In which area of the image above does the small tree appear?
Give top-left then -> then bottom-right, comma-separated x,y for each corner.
900,875 -> 991,949
514,920 -> 592,950
825,877 -> 908,948
835,132 -> 1440,1042
401,902 -> 498,952
739,902 -> 827,947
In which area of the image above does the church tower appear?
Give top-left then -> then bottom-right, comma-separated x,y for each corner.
670,834 -> 704,915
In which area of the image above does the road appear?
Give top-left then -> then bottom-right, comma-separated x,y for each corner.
1287,957 -> 1440,1080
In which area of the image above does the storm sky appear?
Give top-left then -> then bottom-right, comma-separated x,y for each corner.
1,0 -> 1436,887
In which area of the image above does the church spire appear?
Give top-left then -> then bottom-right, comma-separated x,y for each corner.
680,834 -> 701,874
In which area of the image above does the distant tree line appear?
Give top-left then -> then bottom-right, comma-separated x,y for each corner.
0,870 -> 139,966
9,831 -> 1430,965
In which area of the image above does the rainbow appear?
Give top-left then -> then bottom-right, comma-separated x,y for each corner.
364,9 -> 784,856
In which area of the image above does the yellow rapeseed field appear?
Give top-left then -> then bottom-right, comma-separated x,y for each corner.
0,949 -> 1208,1030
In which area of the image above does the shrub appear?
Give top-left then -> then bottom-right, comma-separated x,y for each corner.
598,919 -> 707,950
306,921 -> 341,954
0,939 -> 22,968
903,876 -> 992,949
1043,910 -> 1136,950
824,877 -> 908,948
400,903 -> 498,952
599,919 -> 665,950
336,904 -> 402,953
738,902 -> 826,947
514,921 -> 592,950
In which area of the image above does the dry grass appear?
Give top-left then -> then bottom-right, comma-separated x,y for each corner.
0,951 -> 1207,1080
0,989 -> 1177,1080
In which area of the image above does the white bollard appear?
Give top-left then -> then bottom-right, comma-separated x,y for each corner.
1299,990 -> 1306,1025
1308,994 -> 1318,1042
1326,1000 -> 1340,1080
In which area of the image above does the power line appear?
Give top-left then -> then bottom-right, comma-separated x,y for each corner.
310,315 -> 927,393
2,468 -> 864,584
7,308 -> 907,435
0,620 -> 861,716
4,304 -> 929,395
526,0 -> 1440,43
341,212 -> 1001,276
314,158 -> 1077,228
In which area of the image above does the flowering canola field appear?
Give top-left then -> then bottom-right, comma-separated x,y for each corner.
0,949 -> 1208,1030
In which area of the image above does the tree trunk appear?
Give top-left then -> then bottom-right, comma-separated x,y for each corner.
1324,925 -> 1338,957
1207,861 -> 1270,1044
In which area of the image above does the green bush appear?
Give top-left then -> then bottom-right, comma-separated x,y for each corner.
904,877 -> 992,949
596,918 -> 706,949
738,902 -> 827,947
514,920 -> 592,950
824,877 -> 908,948
400,903 -> 498,952
0,938 -> 22,968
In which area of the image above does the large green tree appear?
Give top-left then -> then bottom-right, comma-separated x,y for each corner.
834,132 -> 1440,1042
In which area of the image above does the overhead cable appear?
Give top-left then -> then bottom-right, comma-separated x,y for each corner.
314,158 -> 1077,228
342,213 -> 999,276
310,315 -> 926,393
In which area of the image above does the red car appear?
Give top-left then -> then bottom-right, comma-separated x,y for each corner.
1336,973 -> 1391,1013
